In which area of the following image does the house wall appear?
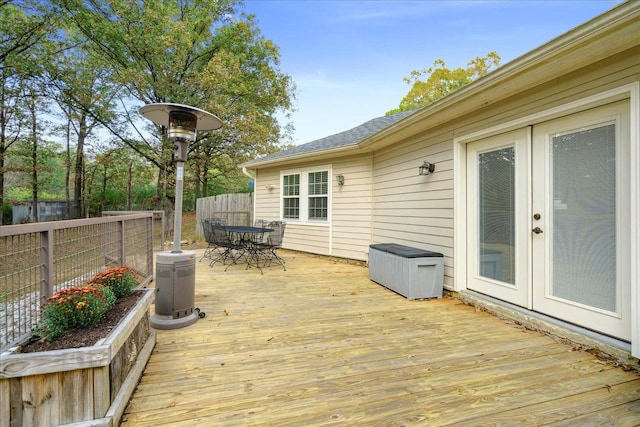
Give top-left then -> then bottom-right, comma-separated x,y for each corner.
373,134 -> 454,286
330,154 -> 374,260
254,154 -> 375,261
251,44 -> 639,286
370,45 -> 640,290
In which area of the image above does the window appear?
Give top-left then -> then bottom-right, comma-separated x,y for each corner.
281,168 -> 330,223
282,174 -> 300,219
308,171 -> 328,220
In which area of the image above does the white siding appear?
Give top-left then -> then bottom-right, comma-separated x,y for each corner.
370,46 -> 640,290
254,156 -> 374,260
251,45 -> 640,289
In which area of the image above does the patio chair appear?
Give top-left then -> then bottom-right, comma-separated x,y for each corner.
252,219 -> 270,244
209,223 -> 244,268
254,219 -> 269,228
255,220 -> 287,271
200,218 -> 224,262
199,218 -> 227,261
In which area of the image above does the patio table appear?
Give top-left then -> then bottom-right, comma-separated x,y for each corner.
224,225 -> 273,273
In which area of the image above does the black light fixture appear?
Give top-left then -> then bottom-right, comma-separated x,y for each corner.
336,174 -> 345,186
419,161 -> 436,176
140,103 -> 222,329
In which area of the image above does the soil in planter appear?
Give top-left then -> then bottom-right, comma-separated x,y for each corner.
19,290 -> 145,354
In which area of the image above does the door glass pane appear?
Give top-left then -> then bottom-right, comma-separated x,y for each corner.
551,124 -> 616,311
477,147 -> 515,284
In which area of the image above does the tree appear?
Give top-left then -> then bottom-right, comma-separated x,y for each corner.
0,1 -> 51,63
46,46 -> 121,218
81,146 -> 155,215
0,1 -> 55,223
52,0 -> 295,211
387,52 -> 500,114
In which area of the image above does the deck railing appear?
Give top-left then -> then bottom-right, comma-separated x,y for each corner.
0,213 -> 154,351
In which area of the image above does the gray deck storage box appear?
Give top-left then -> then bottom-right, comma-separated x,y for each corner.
369,243 -> 444,299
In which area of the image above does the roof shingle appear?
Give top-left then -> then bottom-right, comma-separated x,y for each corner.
246,109 -> 415,165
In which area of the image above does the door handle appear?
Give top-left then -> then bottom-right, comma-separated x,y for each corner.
532,227 -> 543,234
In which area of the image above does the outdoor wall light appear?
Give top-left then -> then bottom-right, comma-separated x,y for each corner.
265,184 -> 275,190
336,174 -> 345,186
419,161 -> 436,176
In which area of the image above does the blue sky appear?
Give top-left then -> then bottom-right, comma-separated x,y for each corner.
242,0 -> 617,145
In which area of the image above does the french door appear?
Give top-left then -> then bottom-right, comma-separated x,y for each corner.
467,100 -> 631,340
466,128 -> 531,308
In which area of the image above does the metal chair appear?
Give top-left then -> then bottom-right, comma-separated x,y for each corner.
255,221 -> 286,270
252,219 -> 269,244
254,219 -> 269,228
209,223 -> 244,268
200,218 -> 225,262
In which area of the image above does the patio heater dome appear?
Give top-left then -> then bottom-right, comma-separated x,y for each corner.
140,103 -> 222,134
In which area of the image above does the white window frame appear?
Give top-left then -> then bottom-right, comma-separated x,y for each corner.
280,165 -> 332,225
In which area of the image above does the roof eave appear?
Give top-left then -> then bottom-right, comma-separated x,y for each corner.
240,144 -> 362,169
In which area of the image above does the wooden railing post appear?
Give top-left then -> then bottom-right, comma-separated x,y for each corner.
39,229 -> 54,302
147,217 -> 154,275
118,219 -> 125,266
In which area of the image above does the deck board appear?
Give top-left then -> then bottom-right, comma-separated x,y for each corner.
121,250 -> 640,426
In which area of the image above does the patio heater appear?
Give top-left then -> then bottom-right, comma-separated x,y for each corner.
140,103 -> 222,329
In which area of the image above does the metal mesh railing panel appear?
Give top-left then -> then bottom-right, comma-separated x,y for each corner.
1,233 -> 42,349
0,213 -> 153,351
124,217 -> 153,278
53,223 -> 112,291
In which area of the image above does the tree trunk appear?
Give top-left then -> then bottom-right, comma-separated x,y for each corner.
0,75 -> 8,225
100,163 -> 107,214
30,97 -> 38,222
127,160 -> 132,210
0,140 -> 5,225
65,117 -> 71,219
194,157 -> 202,201
156,164 -> 166,211
74,114 -> 87,218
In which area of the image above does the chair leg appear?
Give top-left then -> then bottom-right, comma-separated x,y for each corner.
200,244 -> 213,262
244,245 -> 264,274
266,248 -> 286,271
209,248 -> 229,267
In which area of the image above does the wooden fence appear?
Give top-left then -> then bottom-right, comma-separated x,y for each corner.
195,193 -> 254,239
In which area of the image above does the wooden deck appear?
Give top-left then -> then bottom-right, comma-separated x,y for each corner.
121,250 -> 640,426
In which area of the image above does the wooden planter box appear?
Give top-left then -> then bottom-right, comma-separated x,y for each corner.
0,289 -> 156,427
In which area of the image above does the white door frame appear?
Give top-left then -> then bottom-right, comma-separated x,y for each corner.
453,83 -> 640,357
465,128 -> 532,309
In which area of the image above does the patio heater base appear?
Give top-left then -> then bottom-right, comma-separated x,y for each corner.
150,311 -> 199,330
151,250 -> 203,330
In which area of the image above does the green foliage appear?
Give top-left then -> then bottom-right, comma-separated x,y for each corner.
50,0 -> 294,206
4,187 -> 32,201
0,1 -> 54,64
35,285 -> 116,342
2,203 -> 12,225
2,1 -> 295,216
5,187 -> 64,202
89,266 -> 137,298
388,52 -> 501,114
